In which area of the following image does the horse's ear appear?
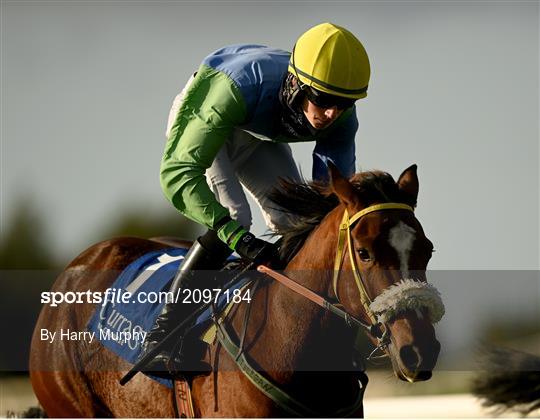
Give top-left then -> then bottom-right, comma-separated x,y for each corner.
397,164 -> 419,207
328,162 -> 360,208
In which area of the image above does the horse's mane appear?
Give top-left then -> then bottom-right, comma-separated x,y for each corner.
268,170 -> 415,264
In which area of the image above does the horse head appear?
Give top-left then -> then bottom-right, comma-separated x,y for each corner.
328,163 -> 443,382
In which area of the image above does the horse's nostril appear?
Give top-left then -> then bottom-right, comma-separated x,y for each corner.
416,370 -> 432,381
399,345 -> 420,371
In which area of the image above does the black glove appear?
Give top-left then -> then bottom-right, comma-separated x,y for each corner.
234,232 -> 278,266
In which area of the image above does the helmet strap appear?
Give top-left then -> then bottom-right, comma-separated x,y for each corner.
278,73 -> 317,138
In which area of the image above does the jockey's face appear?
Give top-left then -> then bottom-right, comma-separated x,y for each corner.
302,97 -> 344,130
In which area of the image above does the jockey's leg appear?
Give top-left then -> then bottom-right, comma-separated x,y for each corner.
165,72 -> 196,139
205,137 -> 252,228
140,229 -> 232,375
234,140 -> 301,231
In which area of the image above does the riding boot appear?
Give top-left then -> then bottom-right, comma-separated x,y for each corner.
140,230 -> 232,375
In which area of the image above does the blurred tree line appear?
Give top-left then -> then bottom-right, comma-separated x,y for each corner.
1,199 -> 203,270
0,197 -> 202,372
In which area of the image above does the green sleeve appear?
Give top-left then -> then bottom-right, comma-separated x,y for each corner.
160,65 -> 247,231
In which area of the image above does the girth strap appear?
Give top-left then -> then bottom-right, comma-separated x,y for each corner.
216,322 -> 365,417
173,376 -> 195,418
217,325 -> 318,417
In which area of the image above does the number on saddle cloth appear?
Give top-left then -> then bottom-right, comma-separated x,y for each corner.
86,248 -> 247,386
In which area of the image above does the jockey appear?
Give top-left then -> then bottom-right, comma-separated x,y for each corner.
142,22 -> 370,373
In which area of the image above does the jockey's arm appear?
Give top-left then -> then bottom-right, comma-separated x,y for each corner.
160,65 -> 248,246
312,108 -> 358,182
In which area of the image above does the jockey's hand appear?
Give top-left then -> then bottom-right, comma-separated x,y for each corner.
216,217 -> 278,266
234,232 -> 278,266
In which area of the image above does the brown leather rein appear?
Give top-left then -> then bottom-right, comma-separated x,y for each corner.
257,265 -> 375,334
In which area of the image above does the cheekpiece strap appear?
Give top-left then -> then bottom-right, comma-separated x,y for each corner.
332,203 -> 414,323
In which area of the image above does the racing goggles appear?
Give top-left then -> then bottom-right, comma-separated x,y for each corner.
302,85 -> 356,110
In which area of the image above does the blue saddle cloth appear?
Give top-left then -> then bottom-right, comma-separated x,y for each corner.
86,247 -> 246,388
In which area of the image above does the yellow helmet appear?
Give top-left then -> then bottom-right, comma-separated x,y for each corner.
289,23 -> 370,100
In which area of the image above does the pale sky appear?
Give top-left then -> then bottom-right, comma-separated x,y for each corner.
3,1 -> 538,270
2,1 -> 539,355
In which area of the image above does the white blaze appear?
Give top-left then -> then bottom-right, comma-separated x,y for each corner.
388,221 -> 416,278
372,223 -> 445,324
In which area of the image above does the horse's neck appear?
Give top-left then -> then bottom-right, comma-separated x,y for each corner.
278,205 -> 353,365
231,205 -> 355,375
223,206 -> 362,413
284,203 -> 344,294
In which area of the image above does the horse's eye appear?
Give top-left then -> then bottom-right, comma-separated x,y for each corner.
357,248 -> 372,262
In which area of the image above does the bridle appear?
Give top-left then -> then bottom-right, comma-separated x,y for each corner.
213,202 -> 424,417
333,202 -> 414,353
261,202 -> 415,359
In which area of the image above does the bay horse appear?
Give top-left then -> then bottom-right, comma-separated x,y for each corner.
29,164 -> 443,417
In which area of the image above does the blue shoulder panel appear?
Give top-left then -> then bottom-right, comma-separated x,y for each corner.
202,44 -> 290,120
312,110 -> 359,182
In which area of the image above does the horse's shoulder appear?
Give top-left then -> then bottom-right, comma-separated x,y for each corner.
68,236 -> 167,270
